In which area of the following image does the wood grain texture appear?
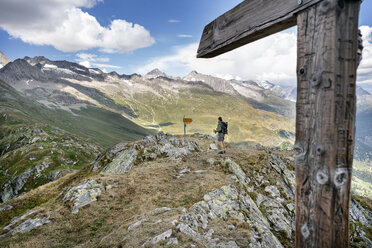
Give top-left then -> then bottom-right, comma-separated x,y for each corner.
197,0 -> 323,58
295,0 -> 360,247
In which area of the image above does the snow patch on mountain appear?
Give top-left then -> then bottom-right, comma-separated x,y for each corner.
89,69 -> 101,75
42,64 -> 76,75
43,64 -> 58,69
73,67 -> 86,72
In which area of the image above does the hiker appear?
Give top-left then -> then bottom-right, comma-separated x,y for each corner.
213,116 -> 227,154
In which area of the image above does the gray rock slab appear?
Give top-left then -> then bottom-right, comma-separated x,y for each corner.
12,217 -> 51,234
102,146 -> 138,174
63,180 -> 104,214
128,219 -> 148,230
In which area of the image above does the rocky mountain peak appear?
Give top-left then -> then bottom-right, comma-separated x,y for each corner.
183,71 -> 240,96
256,80 -> 275,90
145,68 -> 167,79
24,56 -> 50,66
0,51 -> 11,68
0,58 -> 49,84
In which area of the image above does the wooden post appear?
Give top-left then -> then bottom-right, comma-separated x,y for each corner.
295,1 -> 360,247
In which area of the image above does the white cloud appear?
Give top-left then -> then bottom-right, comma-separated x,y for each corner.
0,0 -> 155,53
168,19 -> 181,23
178,34 -> 193,38
137,30 -> 297,86
77,53 -> 109,62
76,53 -> 120,69
357,26 -> 372,88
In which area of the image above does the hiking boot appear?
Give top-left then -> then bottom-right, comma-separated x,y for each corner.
218,151 -> 224,154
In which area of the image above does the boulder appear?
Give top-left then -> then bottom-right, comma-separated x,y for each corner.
210,143 -> 218,150
128,219 -> 147,231
101,146 -> 138,174
150,229 -> 172,245
63,180 -> 104,214
1,209 -> 51,239
12,217 -> 51,234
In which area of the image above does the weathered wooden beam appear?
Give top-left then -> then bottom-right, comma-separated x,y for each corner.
197,0 -> 323,58
295,0 -> 360,247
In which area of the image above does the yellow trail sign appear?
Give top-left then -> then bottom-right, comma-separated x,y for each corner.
183,118 -> 192,124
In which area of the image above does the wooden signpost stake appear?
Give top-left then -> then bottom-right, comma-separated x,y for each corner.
197,0 -> 361,247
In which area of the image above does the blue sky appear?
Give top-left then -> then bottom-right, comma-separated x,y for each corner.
0,0 -> 371,90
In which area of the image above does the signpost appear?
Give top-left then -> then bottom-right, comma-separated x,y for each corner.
197,0 -> 361,247
183,115 -> 193,141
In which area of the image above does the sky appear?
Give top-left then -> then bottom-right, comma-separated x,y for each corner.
0,0 -> 371,90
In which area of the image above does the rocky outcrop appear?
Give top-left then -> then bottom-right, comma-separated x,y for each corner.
350,199 -> 372,247
62,180 -> 105,214
175,156 -> 286,248
350,199 -> 372,226
12,217 -> 50,234
101,146 -> 138,174
0,204 -> 12,212
143,229 -> 173,246
1,160 -> 51,202
0,209 -> 50,239
95,132 -> 200,174
177,182 -> 283,248
269,153 -> 295,199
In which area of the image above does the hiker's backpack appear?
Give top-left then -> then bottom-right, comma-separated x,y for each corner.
221,121 -> 228,135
